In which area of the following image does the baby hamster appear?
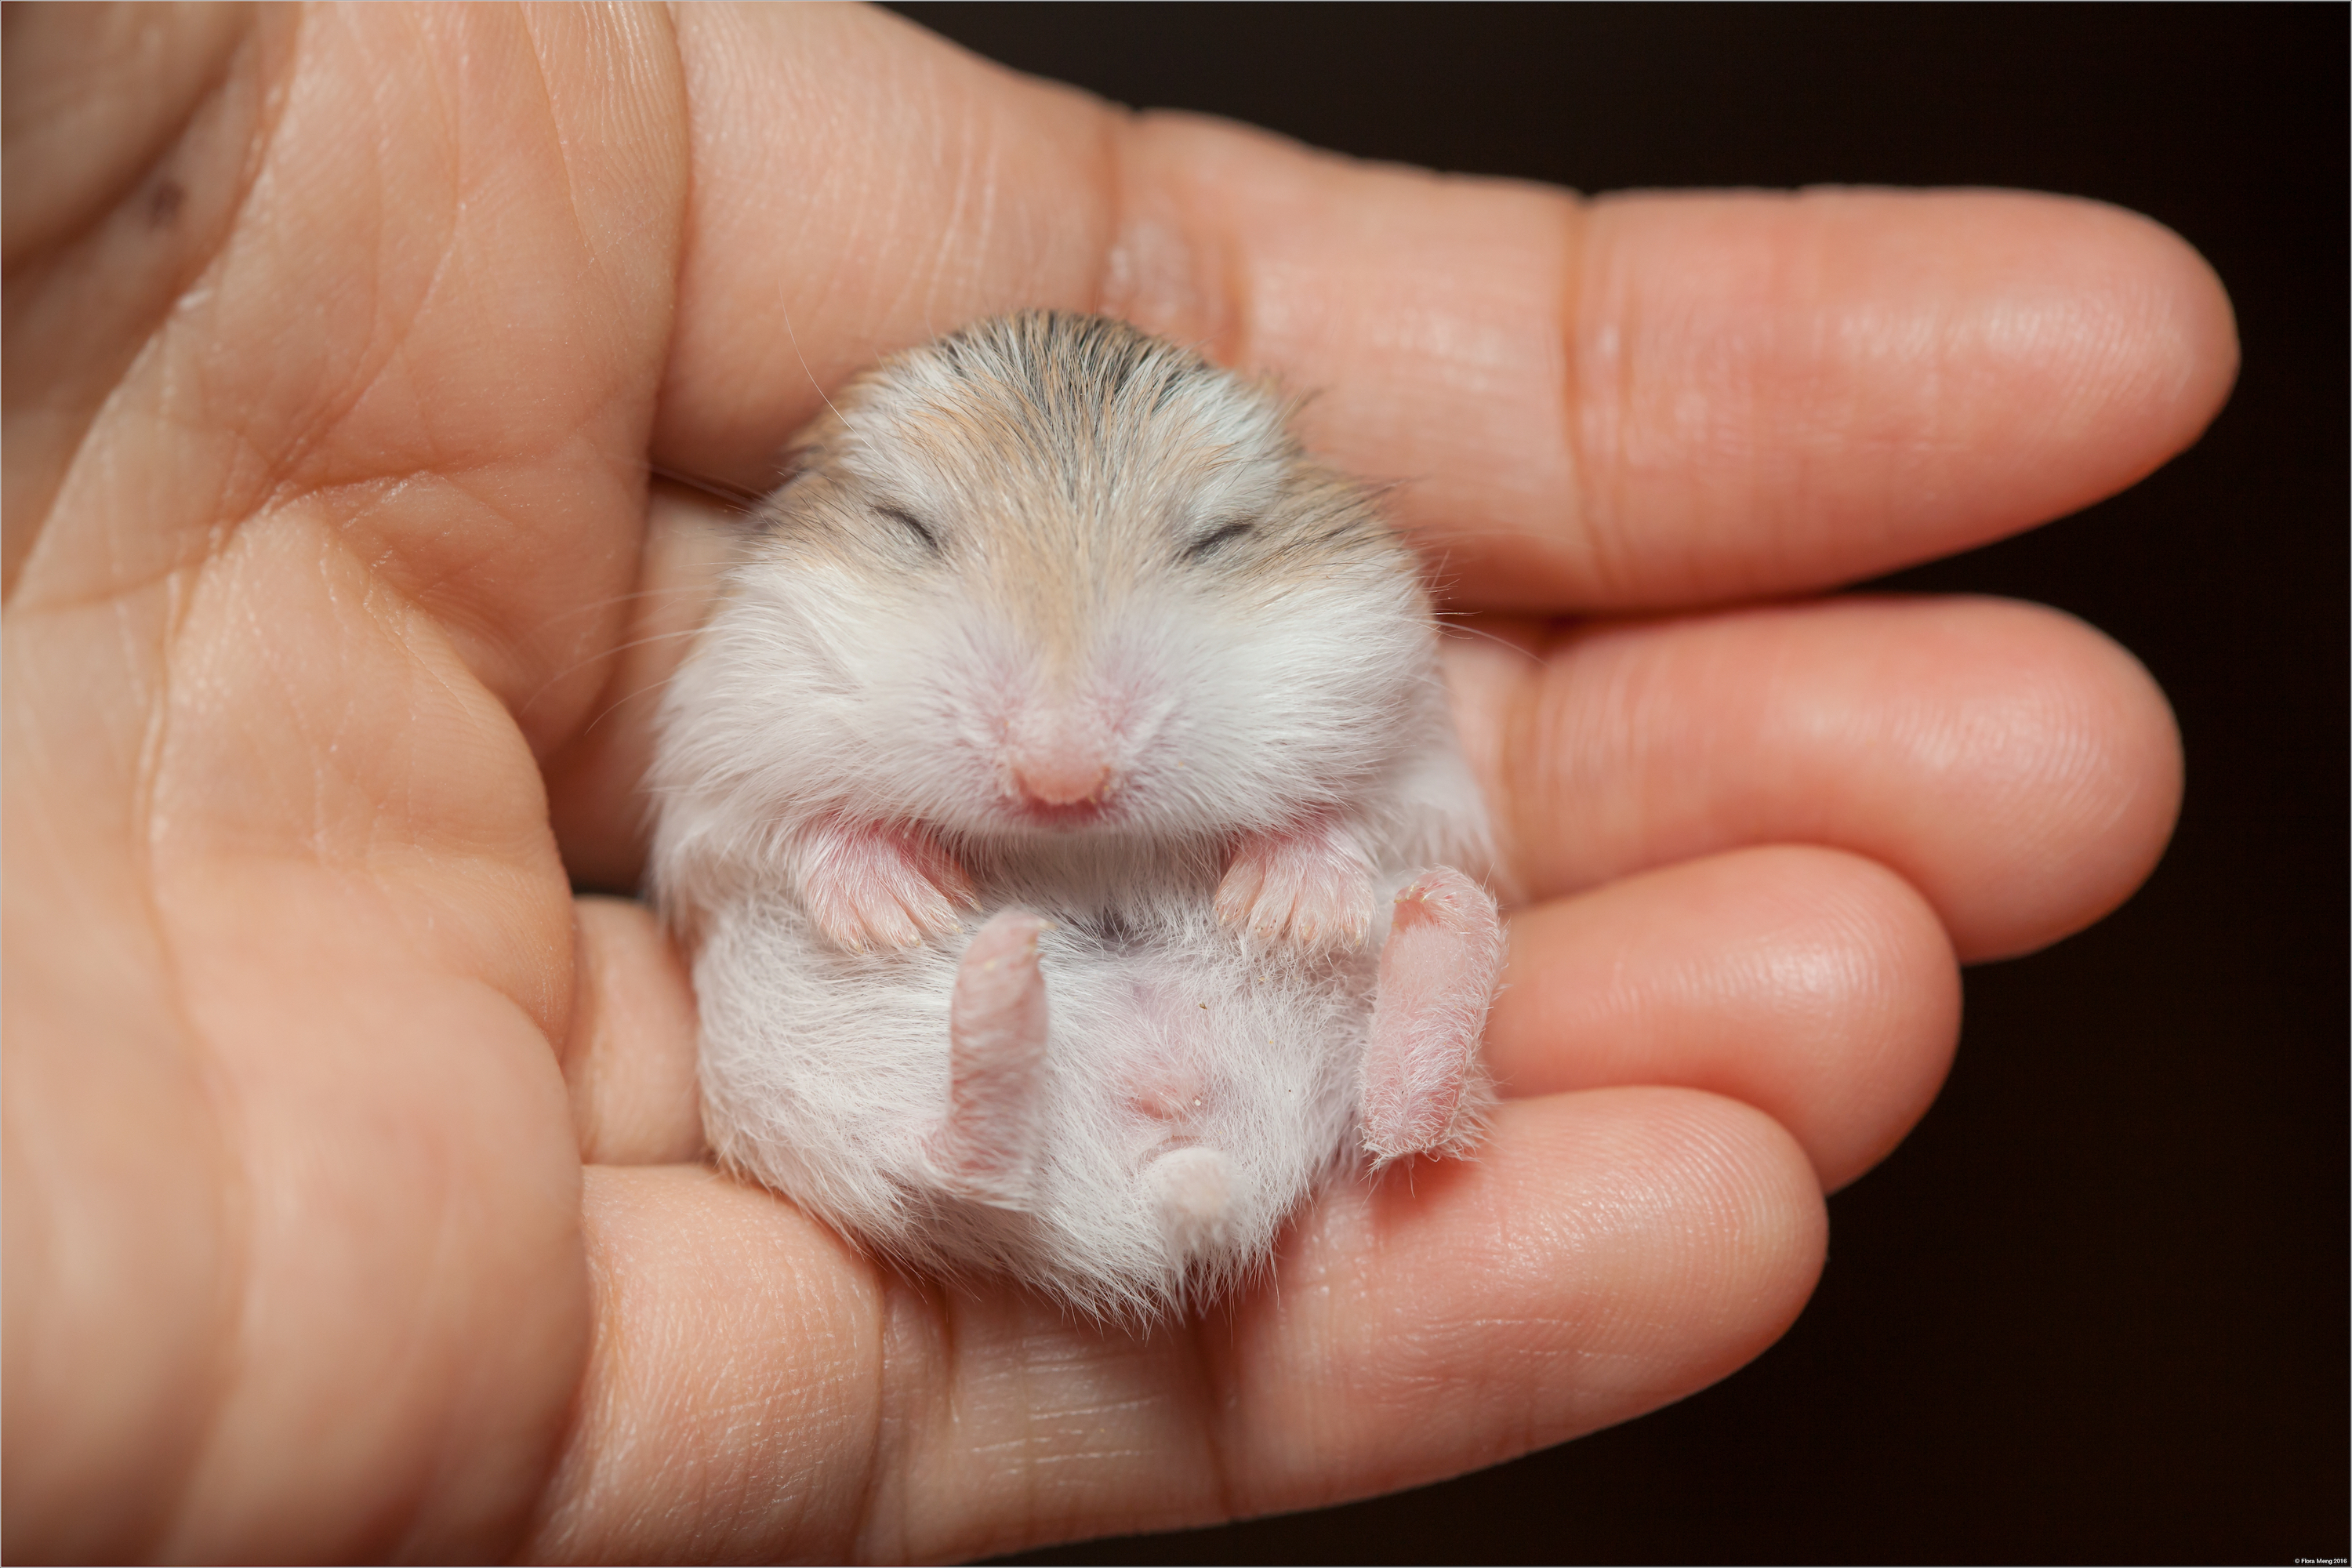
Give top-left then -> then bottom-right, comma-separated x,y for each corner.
650,311 -> 1503,1317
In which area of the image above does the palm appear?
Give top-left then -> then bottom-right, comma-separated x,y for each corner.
2,6 -> 2230,1563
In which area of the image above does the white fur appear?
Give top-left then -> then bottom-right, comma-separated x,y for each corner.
650,313 -> 1496,1318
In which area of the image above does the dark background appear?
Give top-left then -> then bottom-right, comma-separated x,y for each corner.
880,5 -> 2350,1565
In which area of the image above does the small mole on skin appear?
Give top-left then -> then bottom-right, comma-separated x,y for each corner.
147,179 -> 186,227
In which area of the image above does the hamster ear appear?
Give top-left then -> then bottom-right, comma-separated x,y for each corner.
1360,868 -> 1504,1163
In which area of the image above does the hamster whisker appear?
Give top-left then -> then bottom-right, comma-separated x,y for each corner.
1432,615 -> 1548,667
515,627 -> 704,715
779,297 -> 849,431
574,671 -> 696,739
534,584 -> 714,629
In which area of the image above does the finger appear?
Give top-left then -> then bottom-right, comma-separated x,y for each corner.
1490,846 -> 1960,1190
1200,1091 -> 1821,1545
561,896 -> 702,1165
521,1091 -> 1824,1563
659,6 -> 2236,610
542,483 -> 742,894
1447,596 -> 2183,960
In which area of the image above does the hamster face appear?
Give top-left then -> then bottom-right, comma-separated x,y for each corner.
682,313 -> 1437,850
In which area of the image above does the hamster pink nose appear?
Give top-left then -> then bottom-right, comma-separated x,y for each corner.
1009,747 -> 1112,807
1005,707 -> 1116,808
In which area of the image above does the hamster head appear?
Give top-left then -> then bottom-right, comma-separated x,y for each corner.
691,311 -> 1439,848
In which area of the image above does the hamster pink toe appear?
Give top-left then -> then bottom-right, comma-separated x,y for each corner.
927,911 -> 1052,1205
1360,867 -> 1504,1163
800,817 -> 978,952
1145,1146 -> 1235,1258
1214,816 -> 1378,948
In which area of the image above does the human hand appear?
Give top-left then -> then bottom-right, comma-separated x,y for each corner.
2,5 -> 2231,1561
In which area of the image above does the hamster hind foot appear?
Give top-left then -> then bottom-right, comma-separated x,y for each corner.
926,910 -> 1051,1206
1361,868 -> 1505,1162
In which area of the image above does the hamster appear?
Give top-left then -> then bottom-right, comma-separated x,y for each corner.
649,311 -> 1503,1318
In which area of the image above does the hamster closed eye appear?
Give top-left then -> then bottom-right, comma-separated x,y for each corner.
651,310 -> 1502,1318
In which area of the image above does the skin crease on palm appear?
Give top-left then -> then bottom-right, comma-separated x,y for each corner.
0,2 -> 2233,1563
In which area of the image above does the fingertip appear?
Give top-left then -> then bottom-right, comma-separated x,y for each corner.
2107,197 -> 2241,408
1226,1087 -> 1827,1505
1770,851 -> 1963,1189
1986,191 -> 2239,510
1955,597 -> 2184,960
1514,1088 -> 1828,1381
1490,845 -> 1963,1192
1483,595 -> 2184,964
1550,188 -> 2245,605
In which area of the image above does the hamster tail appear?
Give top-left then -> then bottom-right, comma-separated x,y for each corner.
927,910 -> 1052,1208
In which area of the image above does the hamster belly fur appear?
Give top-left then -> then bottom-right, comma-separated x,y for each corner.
694,839 -> 1392,1317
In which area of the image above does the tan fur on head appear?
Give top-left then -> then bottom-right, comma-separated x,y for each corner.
777,313 -> 1415,648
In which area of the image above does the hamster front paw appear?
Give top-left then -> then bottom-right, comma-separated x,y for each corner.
797,816 -> 978,952
1214,816 -> 1378,948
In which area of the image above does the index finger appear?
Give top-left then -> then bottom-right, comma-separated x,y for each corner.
655,5 -> 2236,611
